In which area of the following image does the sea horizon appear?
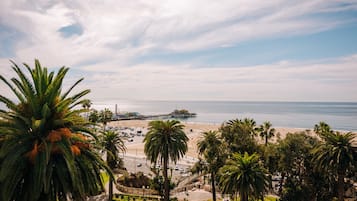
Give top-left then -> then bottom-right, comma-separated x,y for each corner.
91,100 -> 357,132
1,99 -> 355,131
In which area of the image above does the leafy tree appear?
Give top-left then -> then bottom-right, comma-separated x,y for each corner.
276,132 -> 332,201
0,60 -> 110,201
220,118 -> 258,154
260,144 -> 280,175
280,177 -> 311,201
258,121 -> 276,146
313,131 -> 356,201
143,120 -> 188,201
219,152 -> 269,201
197,130 -> 225,201
98,130 -> 126,201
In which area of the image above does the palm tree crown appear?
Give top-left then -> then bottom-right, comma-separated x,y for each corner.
99,108 -> 113,130
259,121 -> 276,146
0,60 -> 109,201
99,130 -> 126,169
143,120 -> 188,201
314,121 -> 332,136
82,99 -> 92,110
219,152 -> 269,201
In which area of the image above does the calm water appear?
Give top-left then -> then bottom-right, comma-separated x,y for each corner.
92,100 -> 357,131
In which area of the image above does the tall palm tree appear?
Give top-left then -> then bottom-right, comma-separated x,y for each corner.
313,131 -> 356,201
99,108 -> 113,131
99,130 -> 126,201
259,121 -> 276,146
89,109 -> 99,124
219,152 -> 270,201
197,130 -> 225,201
0,60 -> 111,201
143,120 -> 188,201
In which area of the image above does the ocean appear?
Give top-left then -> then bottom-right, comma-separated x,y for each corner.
92,100 -> 357,132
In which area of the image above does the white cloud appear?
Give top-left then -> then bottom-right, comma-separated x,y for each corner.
1,0 -> 356,66
1,54 -> 356,102
75,54 -> 357,102
0,0 -> 356,102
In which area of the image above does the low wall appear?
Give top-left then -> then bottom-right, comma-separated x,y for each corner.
116,184 -> 159,195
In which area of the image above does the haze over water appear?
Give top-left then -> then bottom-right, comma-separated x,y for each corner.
92,100 -> 357,132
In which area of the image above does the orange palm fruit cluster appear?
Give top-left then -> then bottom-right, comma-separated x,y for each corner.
47,130 -> 62,142
46,128 -> 73,142
58,128 -> 72,138
73,134 -> 90,150
26,142 -> 39,163
71,145 -> 81,156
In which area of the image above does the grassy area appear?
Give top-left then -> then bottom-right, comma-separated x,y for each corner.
264,196 -> 278,201
112,193 -> 178,201
112,193 -> 158,201
212,196 -> 278,201
100,171 -> 110,185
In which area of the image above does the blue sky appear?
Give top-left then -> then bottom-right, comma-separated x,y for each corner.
0,0 -> 357,102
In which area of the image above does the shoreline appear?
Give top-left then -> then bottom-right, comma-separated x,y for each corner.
108,120 -> 312,158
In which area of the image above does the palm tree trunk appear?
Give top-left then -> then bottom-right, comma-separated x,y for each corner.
279,172 -> 285,195
211,172 -> 216,201
103,122 -> 107,132
337,172 -> 345,201
241,191 -> 248,201
163,155 -> 170,201
107,154 -> 114,201
108,177 -> 113,201
265,135 -> 268,146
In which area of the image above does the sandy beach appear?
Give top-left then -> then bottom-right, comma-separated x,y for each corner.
108,120 -> 311,158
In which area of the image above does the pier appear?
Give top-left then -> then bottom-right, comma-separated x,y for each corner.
112,112 -> 196,121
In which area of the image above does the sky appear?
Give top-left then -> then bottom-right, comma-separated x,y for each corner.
0,0 -> 357,102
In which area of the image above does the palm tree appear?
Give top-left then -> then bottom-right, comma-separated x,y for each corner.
98,130 -> 126,201
313,131 -> 356,201
99,108 -> 113,131
219,152 -> 270,201
82,99 -> 92,110
314,121 -> 331,136
0,60 -> 111,201
82,99 -> 92,120
197,130 -> 225,201
242,118 -> 258,136
143,120 -> 188,201
191,157 -> 208,176
259,121 -> 276,146
89,109 -> 99,124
